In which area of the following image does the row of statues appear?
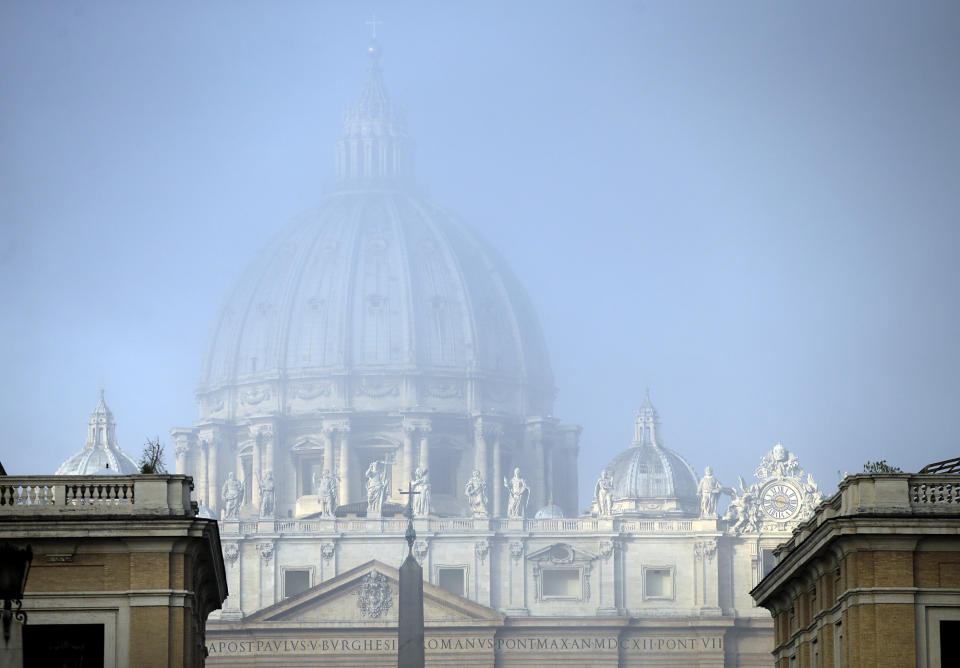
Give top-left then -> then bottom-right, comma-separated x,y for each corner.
221,470 -> 275,520
220,461 -> 535,519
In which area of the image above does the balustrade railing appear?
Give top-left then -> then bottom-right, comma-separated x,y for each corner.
910,476 -> 960,506
0,476 -> 195,517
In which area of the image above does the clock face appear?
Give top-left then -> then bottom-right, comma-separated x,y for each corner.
760,482 -> 800,520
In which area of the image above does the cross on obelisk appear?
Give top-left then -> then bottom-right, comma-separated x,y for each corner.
365,14 -> 383,39
397,482 -> 425,667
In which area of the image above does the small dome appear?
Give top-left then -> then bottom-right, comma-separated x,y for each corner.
56,392 -> 140,475
534,502 -> 565,519
601,395 -> 699,517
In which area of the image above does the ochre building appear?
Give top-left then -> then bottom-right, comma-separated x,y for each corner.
0,474 -> 227,667
751,471 -> 960,668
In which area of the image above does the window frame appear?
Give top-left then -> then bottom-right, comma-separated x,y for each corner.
642,565 -> 676,601
281,566 -> 314,599
434,565 -> 469,598
539,566 -> 584,601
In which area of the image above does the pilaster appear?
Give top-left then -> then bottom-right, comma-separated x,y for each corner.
507,540 -> 528,616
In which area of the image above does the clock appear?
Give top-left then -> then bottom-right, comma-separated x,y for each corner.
760,481 -> 801,520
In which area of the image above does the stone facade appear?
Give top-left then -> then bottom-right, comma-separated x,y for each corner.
0,475 -> 227,668
198,437 -> 824,666
751,472 -> 960,667
171,40 -> 829,666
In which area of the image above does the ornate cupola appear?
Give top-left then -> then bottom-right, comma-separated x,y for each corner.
601,393 -> 699,517
56,391 -> 140,475
335,39 -> 414,184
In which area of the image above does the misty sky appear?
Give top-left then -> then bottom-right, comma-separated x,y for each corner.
2,1 -> 959,507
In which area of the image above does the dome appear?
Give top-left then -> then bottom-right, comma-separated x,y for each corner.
602,395 -> 698,517
534,501 -> 565,519
56,392 -> 140,475
197,42 -> 554,420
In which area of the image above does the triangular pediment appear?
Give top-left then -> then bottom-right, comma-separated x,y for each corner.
244,560 -> 503,626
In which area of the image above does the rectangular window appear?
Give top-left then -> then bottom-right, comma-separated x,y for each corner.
437,567 -> 465,597
761,548 -> 777,578
541,568 -> 581,598
941,620 -> 960,664
643,567 -> 674,600
23,624 -> 104,666
284,569 -> 311,598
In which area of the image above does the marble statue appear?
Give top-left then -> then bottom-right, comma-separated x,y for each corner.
365,461 -> 388,517
465,470 -> 488,517
594,469 -> 613,516
503,468 -> 530,518
697,466 -> 724,518
728,476 -> 760,535
221,472 -> 243,520
318,469 -> 338,517
411,467 -> 430,517
802,473 -> 824,512
259,471 -> 275,517
755,442 -> 802,480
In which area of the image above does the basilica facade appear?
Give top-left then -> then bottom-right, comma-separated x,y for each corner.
167,40 -> 824,666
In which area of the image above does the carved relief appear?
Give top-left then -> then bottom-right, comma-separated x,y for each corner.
423,381 -> 463,399
510,541 -> 524,562
694,540 -> 717,562
414,540 -> 428,565
202,394 -> 225,413
475,540 -> 489,565
295,383 -> 334,400
257,542 -> 273,563
241,387 -> 271,406
726,443 -> 825,535
320,543 -> 335,563
355,572 -> 393,619
354,379 -> 400,398
223,543 -> 239,565
599,540 -> 614,560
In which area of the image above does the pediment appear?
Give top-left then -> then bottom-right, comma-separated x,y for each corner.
245,560 -> 503,625
527,543 -> 598,565
291,438 -> 324,452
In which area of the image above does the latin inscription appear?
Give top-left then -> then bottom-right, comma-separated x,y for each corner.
206,635 -> 723,656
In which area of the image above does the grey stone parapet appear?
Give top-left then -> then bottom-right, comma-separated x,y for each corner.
0,474 -> 198,517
